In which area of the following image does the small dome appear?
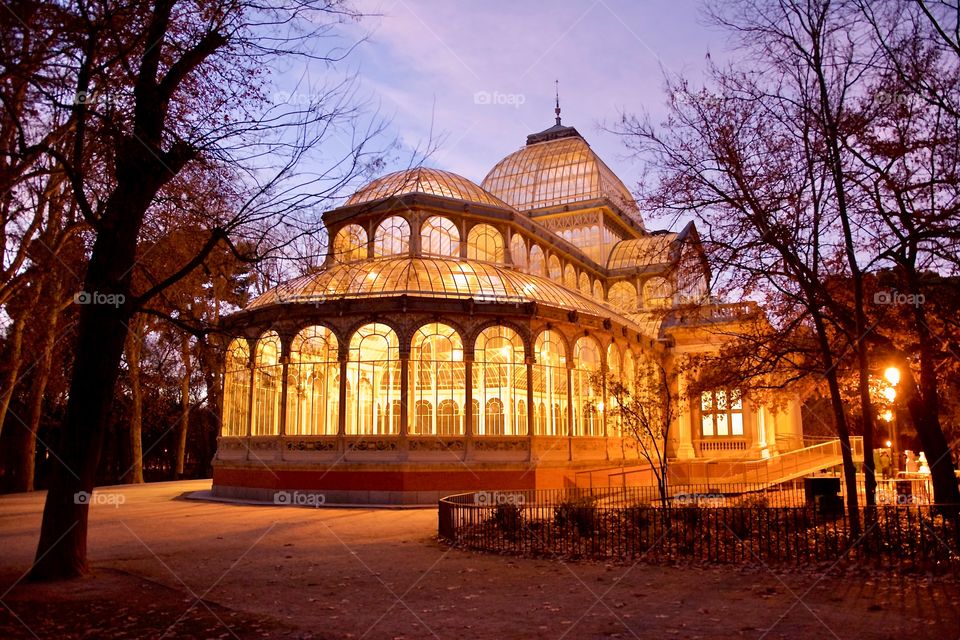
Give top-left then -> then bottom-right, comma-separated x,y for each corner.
347,167 -> 509,208
482,135 -> 642,223
607,234 -> 678,270
247,256 -> 621,321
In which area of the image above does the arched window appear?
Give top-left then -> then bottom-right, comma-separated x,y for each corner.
421,216 -> 460,257
467,224 -> 504,262
473,325 -> 525,436
643,276 -> 673,308
578,272 -> 591,296
437,399 -> 460,435
347,323 -> 399,435
608,281 -> 638,312
510,234 -> 528,270
563,264 -> 577,289
529,245 -> 545,276
373,216 -> 410,257
572,336 -> 602,436
333,224 -> 368,262
252,331 -> 282,436
485,398 -> 505,435
410,323 -> 465,436
548,255 -> 562,280
223,339 -> 250,436
286,326 -> 339,436
532,330 -> 567,436
606,344 -> 622,437
592,280 -> 604,300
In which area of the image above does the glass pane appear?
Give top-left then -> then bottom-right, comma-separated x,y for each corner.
716,413 -> 729,436
731,412 -> 744,436
701,415 -> 714,437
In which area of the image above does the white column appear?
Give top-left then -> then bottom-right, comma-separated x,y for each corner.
675,369 -> 695,460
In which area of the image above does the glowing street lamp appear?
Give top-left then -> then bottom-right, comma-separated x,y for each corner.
884,366 -> 901,386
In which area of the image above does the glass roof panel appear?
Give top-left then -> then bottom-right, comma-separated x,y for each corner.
347,167 -> 510,208
482,136 -> 642,221
247,256 -> 637,327
607,234 -> 678,270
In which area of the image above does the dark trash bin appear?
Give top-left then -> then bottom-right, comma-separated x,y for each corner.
804,476 -> 843,516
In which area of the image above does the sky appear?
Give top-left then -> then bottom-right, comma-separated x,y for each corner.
277,0 -> 732,228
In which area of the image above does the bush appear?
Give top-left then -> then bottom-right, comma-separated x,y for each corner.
554,498 -> 599,536
494,503 -> 523,536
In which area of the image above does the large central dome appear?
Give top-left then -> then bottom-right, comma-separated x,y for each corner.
347,167 -> 508,208
481,132 -> 641,221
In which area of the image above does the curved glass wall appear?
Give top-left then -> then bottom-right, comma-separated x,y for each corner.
286,326 -> 340,436
252,331 -> 282,436
346,323 -> 400,435
466,224 -> 505,263
348,167 -> 509,208
373,216 -> 410,257
222,338 -> 250,436
572,336 -> 601,436
532,330 -> 568,436
410,323 -> 465,435
473,326 -> 526,436
333,224 -> 368,263
421,216 -> 460,257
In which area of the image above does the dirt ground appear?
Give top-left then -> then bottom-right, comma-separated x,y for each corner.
1,481 -> 957,639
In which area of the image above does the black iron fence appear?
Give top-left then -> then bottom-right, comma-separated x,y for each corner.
438,487 -> 960,569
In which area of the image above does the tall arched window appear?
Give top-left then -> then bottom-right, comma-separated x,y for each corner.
421,216 -> 460,256
532,330 -> 567,436
622,349 -> 637,395
563,264 -> 577,290
347,323 -> 399,435
252,331 -> 282,436
467,224 -> 504,262
373,216 -> 410,257
529,245 -> 545,276
592,280 -> 604,300
223,338 -> 250,436
286,326 -> 339,436
333,224 -> 368,262
578,272 -> 591,296
572,336 -> 602,436
473,325 -> 525,436
606,344 -> 622,437
510,234 -> 527,270
548,255 -> 562,280
410,323 -> 465,436
643,276 -> 673,308
608,281 -> 638,312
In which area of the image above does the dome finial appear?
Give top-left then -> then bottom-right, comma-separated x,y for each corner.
554,79 -> 562,126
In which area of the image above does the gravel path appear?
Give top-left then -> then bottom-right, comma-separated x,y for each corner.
0,480 -> 956,639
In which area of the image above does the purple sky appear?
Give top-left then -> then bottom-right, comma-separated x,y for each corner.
273,1 -> 730,229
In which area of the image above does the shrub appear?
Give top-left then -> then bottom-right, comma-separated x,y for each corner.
554,498 -> 599,536
494,503 -> 523,536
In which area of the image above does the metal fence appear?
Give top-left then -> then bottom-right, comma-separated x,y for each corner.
438,487 -> 960,569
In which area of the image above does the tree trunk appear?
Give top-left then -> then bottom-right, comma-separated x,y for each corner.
17,277 -> 64,492
30,175 -> 152,580
124,314 -> 145,484
174,333 -> 191,479
811,309 -> 861,535
0,288 -> 35,439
